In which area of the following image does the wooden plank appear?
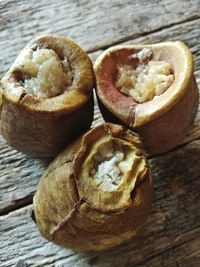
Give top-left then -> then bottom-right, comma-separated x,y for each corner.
0,0 -> 200,76
0,137 -> 49,215
0,18 -> 200,215
0,138 -> 200,266
136,236 -> 200,267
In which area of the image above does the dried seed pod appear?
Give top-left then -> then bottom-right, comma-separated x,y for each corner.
94,42 -> 199,155
0,34 -> 94,157
33,123 -> 152,252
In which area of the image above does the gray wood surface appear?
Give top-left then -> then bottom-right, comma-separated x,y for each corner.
0,0 -> 200,266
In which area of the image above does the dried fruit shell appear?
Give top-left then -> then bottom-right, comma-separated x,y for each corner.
94,42 -> 199,155
33,123 -> 152,251
0,34 -> 94,157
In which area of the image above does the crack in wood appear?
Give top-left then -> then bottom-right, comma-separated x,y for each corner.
0,193 -> 33,216
87,16 -> 200,54
132,227 -> 200,267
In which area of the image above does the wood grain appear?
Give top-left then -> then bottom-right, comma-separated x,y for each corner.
136,236 -> 200,267
0,139 -> 200,266
0,137 -> 49,215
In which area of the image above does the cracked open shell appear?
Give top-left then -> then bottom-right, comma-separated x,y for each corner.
94,42 -> 199,155
0,34 -> 94,157
33,123 -> 152,251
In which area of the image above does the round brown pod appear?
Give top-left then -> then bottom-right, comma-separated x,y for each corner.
33,123 -> 152,252
94,42 -> 199,155
0,34 -> 94,157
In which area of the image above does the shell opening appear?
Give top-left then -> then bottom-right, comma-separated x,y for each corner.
14,48 -> 73,98
115,48 -> 174,103
75,124 -> 148,211
90,140 -> 134,192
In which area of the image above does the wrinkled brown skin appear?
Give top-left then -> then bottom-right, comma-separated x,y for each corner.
94,42 -> 199,155
33,123 -> 152,252
0,34 -> 95,157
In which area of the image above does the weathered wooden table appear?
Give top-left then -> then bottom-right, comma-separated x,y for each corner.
0,0 -> 200,266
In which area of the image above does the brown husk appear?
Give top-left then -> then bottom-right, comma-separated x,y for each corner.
33,123 -> 152,252
0,34 -> 95,157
